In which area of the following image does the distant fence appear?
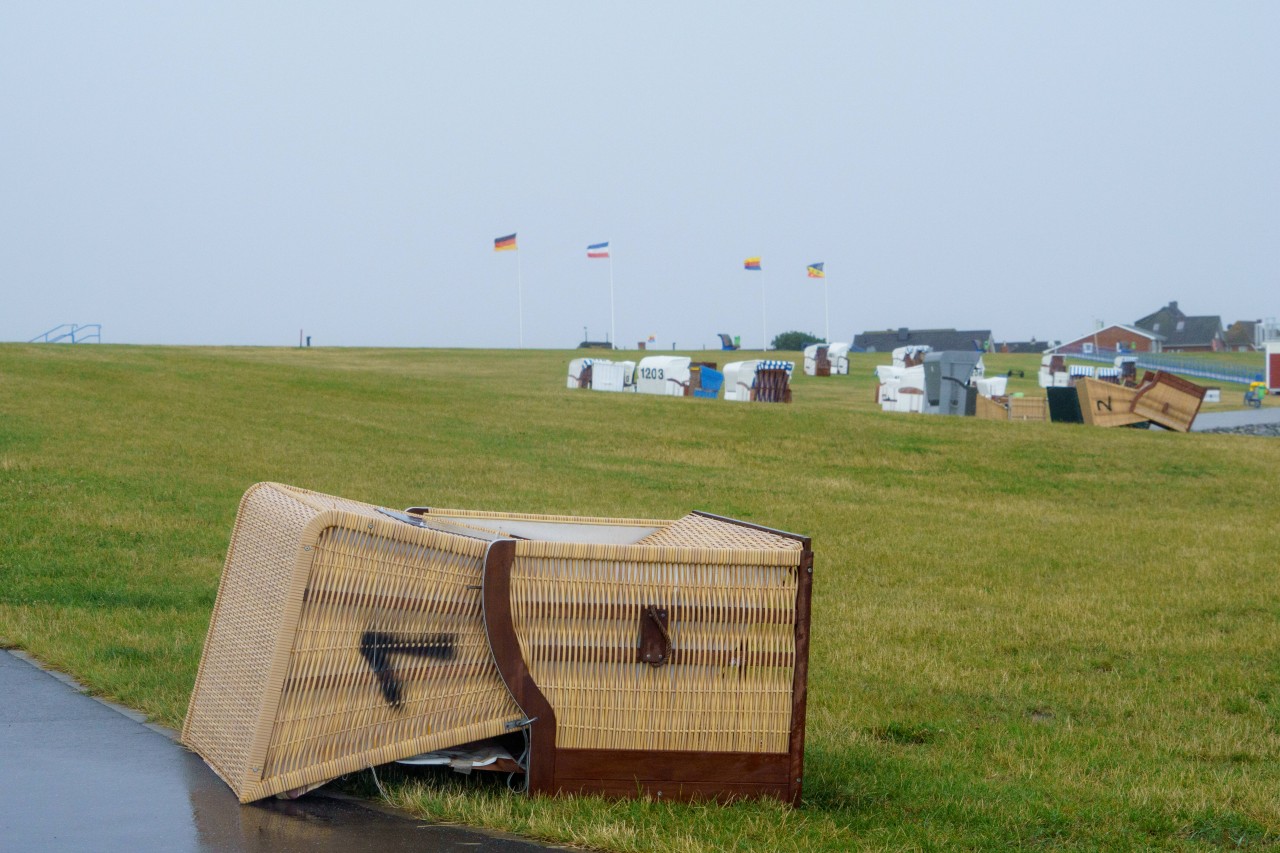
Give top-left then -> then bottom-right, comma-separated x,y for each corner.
1069,348 -> 1260,385
29,324 -> 101,344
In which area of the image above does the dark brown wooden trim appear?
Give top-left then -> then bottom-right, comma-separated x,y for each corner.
637,605 -> 671,666
552,748 -> 791,802
554,748 -> 788,782
788,544 -> 814,806
481,539 -> 557,794
552,779 -> 789,803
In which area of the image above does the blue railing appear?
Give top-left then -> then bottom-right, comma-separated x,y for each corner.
1069,348 -> 1260,385
29,324 -> 101,344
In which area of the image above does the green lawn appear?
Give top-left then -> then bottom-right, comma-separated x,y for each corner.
1,343 -> 1277,850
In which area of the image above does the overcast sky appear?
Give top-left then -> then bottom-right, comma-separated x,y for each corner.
2,3 -> 1276,350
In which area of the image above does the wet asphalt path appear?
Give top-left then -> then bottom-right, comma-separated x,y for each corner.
1191,406 -> 1280,432
0,649 -> 557,853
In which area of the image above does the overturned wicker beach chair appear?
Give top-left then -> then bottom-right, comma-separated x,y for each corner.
183,483 -> 814,804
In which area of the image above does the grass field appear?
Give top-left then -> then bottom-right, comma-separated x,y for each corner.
1,343 -> 1277,850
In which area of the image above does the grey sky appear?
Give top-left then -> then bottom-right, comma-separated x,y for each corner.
2,2 -> 1276,350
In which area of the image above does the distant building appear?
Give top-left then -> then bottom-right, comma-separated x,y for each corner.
1133,301 -> 1223,352
1224,320 -> 1260,352
998,339 -> 1051,354
854,327 -> 992,353
1051,324 -> 1162,355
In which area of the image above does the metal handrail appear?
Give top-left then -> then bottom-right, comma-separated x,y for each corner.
1068,348 -> 1258,385
29,323 -> 101,344
30,323 -> 75,343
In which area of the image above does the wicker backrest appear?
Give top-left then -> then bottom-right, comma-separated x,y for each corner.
182,483 -> 521,802
1008,396 -> 1048,421
1131,371 -> 1206,432
508,514 -> 804,754
974,394 -> 1009,420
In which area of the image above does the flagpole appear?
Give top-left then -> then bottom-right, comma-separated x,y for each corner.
761,271 -> 768,352
824,271 -> 830,344
517,243 -> 524,348
609,250 -> 616,350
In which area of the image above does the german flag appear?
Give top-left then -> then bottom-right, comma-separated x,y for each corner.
494,233 -> 517,252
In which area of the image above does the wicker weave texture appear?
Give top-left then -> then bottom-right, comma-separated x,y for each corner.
183,483 -> 520,802
511,514 -> 802,755
1132,372 -> 1205,432
973,394 -> 1008,421
1008,396 -> 1048,421
636,512 -> 802,552
182,482 -> 318,798
1075,379 -> 1148,428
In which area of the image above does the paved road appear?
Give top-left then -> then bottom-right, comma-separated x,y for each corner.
1191,406 -> 1280,431
0,649 -> 556,853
